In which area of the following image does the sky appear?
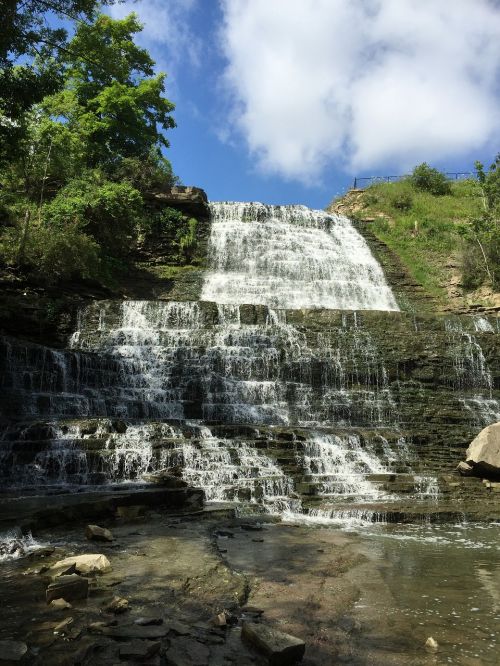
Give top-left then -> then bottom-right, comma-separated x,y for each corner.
107,0 -> 500,209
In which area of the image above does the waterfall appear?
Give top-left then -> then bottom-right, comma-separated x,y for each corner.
445,318 -> 500,426
5,201 -> 500,525
201,202 -> 399,311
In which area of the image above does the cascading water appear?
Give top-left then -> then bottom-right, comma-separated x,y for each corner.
202,202 -> 400,311
445,319 -> 500,426
2,201 -> 499,525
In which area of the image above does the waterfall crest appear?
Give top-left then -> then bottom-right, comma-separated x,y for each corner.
201,202 -> 399,311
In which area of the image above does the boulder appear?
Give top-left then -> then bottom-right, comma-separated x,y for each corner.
46,574 -> 89,603
105,596 -> 129,614
457,461 -> 473,476
85,524 -> 114,542
464,422 -> 500,478
241,622 -> 305,665
0,640 -> 28,662
142,470 -> 188,488
49,598 -> 72,610
48,554 -> 111,577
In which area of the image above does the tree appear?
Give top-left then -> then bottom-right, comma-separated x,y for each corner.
1,9 -> 178,282
409,163 -> 452,196
0,1 -> 114,161
459,156 -> 500,289
43,13 -> 176,174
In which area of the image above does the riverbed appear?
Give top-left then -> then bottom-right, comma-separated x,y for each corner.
1,510 -> 499,665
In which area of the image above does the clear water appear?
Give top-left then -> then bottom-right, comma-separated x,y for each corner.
352,521 -> 500,664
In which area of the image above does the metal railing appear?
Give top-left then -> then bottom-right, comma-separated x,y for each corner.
352,172 -> 474,189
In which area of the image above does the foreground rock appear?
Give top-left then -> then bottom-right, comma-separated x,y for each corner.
48,554 -> 111,577
46,575 -> 89,603
142,470 -> 188,488
85,524 -> 114,542
0,640 -> 28,662
463,422 -> 500,478
241,622 -> 305,665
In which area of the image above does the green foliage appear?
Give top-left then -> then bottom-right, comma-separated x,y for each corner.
358,179 -> 482,302
44,173 -> 143,256
391,190 -> 413,211
0,1 -> 115,161
143,207 -> 199,263
44,13 -> 176,172
409,163 -> 452,196
0,223 -> 101,284
0,8 -> 180,287
458,156 -> 500,290
112,151 -> 178,191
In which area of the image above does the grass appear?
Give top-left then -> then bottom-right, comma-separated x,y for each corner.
354,179 -> 482,301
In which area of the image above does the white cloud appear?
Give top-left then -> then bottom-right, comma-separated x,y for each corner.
219,0 -> 500,181
109,0 -> 200,78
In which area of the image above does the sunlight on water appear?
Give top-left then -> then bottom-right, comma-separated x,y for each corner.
202,202 -> 399,311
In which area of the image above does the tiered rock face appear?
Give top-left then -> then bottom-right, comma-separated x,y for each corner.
1,301 -> 499,519
2,303 -> 498,439
1,202 -> 499,523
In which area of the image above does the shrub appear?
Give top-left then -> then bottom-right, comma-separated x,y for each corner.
0,224 -> 101,283
392,191 -> 413,211
44,173 -> 144,257
409,163 -> 452,196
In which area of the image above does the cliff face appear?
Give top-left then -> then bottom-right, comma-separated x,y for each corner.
0,187 -> 211,347
2,303 -> 499,444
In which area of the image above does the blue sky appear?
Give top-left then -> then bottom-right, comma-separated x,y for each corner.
108,0 -> 500,209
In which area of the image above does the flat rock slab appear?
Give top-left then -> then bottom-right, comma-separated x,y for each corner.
242,622 -> 305,665
119,640 -> 161,660
0,640 -> 28,662
0,487 -> 204,531
48,554 -> 111,576
165,637 -> 210,666
99,625 -> 168,640
46,574 -> 89,603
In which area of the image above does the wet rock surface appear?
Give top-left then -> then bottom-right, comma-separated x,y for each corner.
1,510 -> 499,664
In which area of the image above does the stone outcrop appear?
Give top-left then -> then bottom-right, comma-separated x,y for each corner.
241,622 -> 305,665
464,422 -> 500,478
46,574 -> 89,603
145,186 -> 209,218
85,524 -> 114,542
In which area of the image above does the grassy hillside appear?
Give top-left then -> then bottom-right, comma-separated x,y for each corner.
330,178 -> 499,310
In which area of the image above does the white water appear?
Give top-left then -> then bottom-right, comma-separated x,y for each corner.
202,202 -> 399,311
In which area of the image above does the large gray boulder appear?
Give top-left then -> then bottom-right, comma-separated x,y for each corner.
464,422 -> 500,478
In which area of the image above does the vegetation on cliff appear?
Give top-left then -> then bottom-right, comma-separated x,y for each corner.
0,3 -> 201,289
331,161 -> 500,309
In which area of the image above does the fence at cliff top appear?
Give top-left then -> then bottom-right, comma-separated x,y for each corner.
352,172 -> 474,190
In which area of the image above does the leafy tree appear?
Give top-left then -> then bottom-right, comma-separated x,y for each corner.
1,9 -> 179,284
459,156 -> 500,289
44,172 -> 144,256
0,1 -> 114,160
409,163 -> 452,196
43,13 -> 176,174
